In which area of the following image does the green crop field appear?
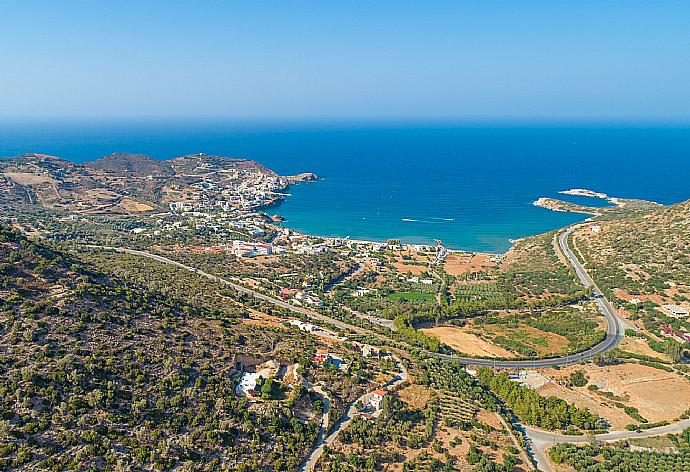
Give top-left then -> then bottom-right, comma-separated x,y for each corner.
388,291 -> 435,301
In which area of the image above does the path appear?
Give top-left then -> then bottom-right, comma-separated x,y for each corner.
300,352 -> 408,471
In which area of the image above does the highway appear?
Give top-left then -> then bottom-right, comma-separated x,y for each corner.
428,229 -> 625,368
92,227 -> 624,370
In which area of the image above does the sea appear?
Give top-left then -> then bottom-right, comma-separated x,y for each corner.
2,121 -> 689,253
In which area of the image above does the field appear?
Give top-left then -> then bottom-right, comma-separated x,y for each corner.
540,363 -> 690,429
468,304 -> 605,358
618,336 -> 671,362
388,290 -> 435,301
420,326 -> 516,358
444,252 -> 498,276
4,171 -> 55,185
390,249 -> 432,276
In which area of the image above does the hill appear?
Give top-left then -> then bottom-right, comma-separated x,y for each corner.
0,152 -> 307,216
571,199 -> 690,359
84,153 -> 173,177
0,225 -> 340,470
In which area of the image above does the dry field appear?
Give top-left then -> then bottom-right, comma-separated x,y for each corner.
118,197 -> 155,212
444,252 -> 497,276
540,363 -> 690,429
420,326 -> 516,358
390,250 -> 431,276
479,321 -> 572,357
3,171 -> 55,186
619,336 -> 671,362
391,262 -> 427,275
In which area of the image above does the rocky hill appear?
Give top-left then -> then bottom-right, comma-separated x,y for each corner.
0,225 -> 327,470
85,153 -> 173,177
572,199 -> 690,303
0,152 -> 314,215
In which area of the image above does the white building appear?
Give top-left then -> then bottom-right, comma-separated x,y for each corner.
662,304 -> 689,318
369,390 -> 387,411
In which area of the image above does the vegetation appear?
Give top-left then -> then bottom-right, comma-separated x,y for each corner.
477,368 -> 603,431
550,430 -> 690,471
0,226 -> 329,470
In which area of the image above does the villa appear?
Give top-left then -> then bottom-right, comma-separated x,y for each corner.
370,389 -> 387,411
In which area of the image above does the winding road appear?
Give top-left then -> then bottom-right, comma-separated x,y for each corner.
84,233 -> 686,471
90,227 -> 624,370
430,228 -> 626,368
299,353 -> 408,471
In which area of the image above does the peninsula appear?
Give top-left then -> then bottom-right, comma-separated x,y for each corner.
1,153 -> 688,472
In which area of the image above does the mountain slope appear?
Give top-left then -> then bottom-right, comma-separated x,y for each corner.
0,226 -> 321,470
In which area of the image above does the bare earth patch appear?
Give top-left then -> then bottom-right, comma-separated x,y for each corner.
541,363 -> 690,429
118,197 -> 155,212
391,262 -> 427,276
420,326 -> 515,358
619,337 -> 671,362
3,172 -> 55,186
444,252 -> 497,276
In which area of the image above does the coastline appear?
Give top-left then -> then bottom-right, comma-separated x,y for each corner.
268,186 -> 661,256
263,185 -> 593,256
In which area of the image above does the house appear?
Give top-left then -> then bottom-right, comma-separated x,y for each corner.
419,279 -> 433,285
232,240 -> 273,257
279,288 -> 299,300
370,389 -> 387,411
352,288 -> 371,297
662,304 -> 689,318
295,291 -> 324,306
288,319 -> 316,332
236,372 -> 260,398
660,324 -> 690,343
313,350 -> 331,365
591,225 -> 602,233
362,346 -> 378,357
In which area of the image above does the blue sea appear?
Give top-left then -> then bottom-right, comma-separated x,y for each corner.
2,121 -> 689,252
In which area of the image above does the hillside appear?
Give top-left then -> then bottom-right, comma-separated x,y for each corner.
572,199 -> 690,359
84,153 -> 173,177
573,199 -> 690,303
0,225 -> 357,470
0,153 -> 305,216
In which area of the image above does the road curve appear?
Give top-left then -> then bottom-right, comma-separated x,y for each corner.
300,353 -> 408,471
428,229 -> 625,368
523,418 -> 690,472
91,228 -> 623,369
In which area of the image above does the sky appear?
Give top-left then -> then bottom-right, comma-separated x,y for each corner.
1,1 -> 690,121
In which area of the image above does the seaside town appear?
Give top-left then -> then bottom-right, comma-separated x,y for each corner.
1,151 -> 690,472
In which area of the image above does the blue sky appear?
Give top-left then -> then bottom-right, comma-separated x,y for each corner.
2,1 -> 689,121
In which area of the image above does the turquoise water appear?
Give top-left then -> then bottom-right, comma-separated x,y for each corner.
1,122 -> 689,252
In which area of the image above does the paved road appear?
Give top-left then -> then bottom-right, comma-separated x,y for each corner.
94,246 -> 374,336
428,229 -> 625,368
523,418 -> 690,472
299,384 -> 331,472
94,228 -> 623,370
